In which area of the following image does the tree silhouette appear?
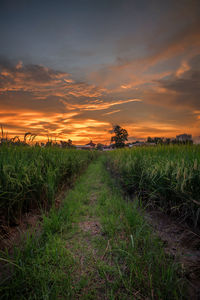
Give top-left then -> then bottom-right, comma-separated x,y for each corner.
111,125 -> 128,148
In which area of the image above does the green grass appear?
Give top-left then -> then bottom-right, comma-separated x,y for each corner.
0,145 -> 97,225
105,145 -> 200,228
0,157 -> 185,299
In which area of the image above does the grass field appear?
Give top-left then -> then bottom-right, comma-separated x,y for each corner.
0,145 -> 97,226
0,158 -> 184,299
1,144 -> 200,299
105,145 -> 200,229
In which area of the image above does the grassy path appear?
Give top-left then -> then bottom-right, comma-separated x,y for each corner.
1,157 -> 184,299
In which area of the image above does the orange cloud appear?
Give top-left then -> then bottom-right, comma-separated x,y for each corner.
0,103 -> 113,144
62,98 -> 141,111
70,119 -> 109,128
89,21 -> 200,91
1,52 -> 199,144
102,110 -> 121,116
125,121 -> 193,140
176,61 -> 190,77
0,60 -> 104,99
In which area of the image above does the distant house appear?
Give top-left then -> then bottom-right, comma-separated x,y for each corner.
176,134 -> 192,142
75,140 -> 96,150
85,141 -> 96,148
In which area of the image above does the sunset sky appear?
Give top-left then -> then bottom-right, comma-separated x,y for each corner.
0,0 -> 200,144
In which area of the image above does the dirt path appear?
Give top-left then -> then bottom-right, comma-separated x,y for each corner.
54,158 -> 184,299
62,162 -> 122,299
0,158 -> 186,299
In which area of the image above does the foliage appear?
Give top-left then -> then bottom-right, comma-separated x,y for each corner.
147,136 -> 164,144
0,145 -> 97,225
147,136 -> 193,145
60,139 -> 74,148
106,145 -> 200,228
0,128 -> 37,147
111,125 -> 128,148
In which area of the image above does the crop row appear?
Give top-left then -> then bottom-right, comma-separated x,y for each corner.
106,145 -> 200,228
0,145 -> 96,226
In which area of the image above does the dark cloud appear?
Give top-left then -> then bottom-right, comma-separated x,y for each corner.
156,54 -> 200,109
160,72 -> 200,95
22,64 -> 65,83
189,54 -> 200,70
0,57 -> 68,84
0,56 -> 16,71
0,92 -> 65,113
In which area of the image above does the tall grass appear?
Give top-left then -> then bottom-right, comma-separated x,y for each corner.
0,158 -> 184,299
106,145 -> 200,228
0,145 -> 97,225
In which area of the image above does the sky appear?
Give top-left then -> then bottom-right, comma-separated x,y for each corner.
0,0 -> 200,144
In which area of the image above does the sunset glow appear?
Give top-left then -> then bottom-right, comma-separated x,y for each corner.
0,0 -> 200,144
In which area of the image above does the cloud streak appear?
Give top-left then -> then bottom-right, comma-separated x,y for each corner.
62,98 -> 141,112
102,109 -> 121,116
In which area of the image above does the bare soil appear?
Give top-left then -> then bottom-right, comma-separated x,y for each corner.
79,219 -> 102,235
146,210 -> 200,299
0,182 -> 70,251
0,209 -> 42,250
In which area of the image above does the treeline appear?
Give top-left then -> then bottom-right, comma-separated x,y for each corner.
146,136 -> 193,145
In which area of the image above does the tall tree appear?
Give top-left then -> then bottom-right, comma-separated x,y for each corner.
111,125 -> 128,148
